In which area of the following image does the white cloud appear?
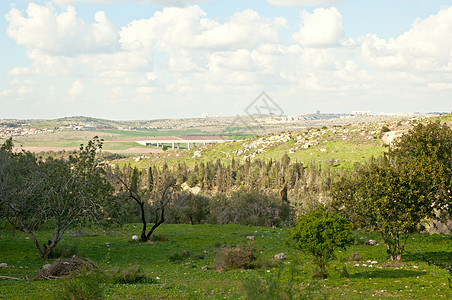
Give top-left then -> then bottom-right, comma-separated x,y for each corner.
0,90 -> 14,98
267,0 -> 342,7
17,86 -> 34,97
6,3 -> 119,56
52,0 -> 204,6
67,79 -> 84,100
8,67 -> 34,76
360,6 -> 452,72
120,6 -> 284,52
293,7 -> 345,48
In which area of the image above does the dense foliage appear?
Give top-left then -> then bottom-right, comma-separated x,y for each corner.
290,206 -> 353,278
332,122 -> 452,260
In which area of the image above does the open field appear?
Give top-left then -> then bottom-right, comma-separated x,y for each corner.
0,224 -> 451,299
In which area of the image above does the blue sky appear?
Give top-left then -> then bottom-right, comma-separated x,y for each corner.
1,0 -> 451,120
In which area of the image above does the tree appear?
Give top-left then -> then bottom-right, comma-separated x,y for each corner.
332,157 -> 434,261
390,122 -> 452,222
289,206 -> 353,278
0,137 -> 113,259
108,165 -> 179,242
332,122 -> 452,260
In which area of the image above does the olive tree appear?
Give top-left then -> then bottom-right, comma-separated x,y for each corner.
0,137 -> 113,259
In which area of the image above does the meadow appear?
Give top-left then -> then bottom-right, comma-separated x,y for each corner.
0,224 -> 451,299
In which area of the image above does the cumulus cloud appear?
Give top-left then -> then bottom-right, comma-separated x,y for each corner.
120,6 -> 284,52
293,7 -> 345,48
360,5 -> 452,72
4,2 -> 452,117
267,0 -> 342,7
6,3 -> 119,56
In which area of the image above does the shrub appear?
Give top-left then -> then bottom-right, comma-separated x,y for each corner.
108,266 -> 154,284
215,243 -> 257,270
289,206 -> 353,278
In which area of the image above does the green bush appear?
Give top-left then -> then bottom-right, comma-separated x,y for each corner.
289,206 -> 353,278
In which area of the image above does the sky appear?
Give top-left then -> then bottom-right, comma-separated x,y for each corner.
0,0 -> 451,120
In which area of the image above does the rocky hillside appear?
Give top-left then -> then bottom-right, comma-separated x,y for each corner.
119,114 -> 451,169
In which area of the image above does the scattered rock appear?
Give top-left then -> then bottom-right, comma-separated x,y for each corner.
274,253 -> 286,260
364,240 -> 377,246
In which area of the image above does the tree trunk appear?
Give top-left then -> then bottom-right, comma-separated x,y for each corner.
139,202 -> 148,242
146,206 -> 165,240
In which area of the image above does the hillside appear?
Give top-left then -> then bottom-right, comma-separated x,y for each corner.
116,114 -> 449,169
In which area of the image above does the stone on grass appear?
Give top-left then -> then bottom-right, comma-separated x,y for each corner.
274,253 -> 286,260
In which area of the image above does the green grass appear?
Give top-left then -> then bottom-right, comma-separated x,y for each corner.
0,225 -> 451,299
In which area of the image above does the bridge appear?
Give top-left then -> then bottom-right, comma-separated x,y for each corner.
136,139 -> 233,150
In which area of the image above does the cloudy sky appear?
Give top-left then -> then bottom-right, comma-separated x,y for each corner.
1,0 -> 451,120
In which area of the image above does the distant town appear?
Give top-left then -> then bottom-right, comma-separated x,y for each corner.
0,111 -> 447,138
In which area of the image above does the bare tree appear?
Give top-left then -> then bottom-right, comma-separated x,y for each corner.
108,165 -> 179,242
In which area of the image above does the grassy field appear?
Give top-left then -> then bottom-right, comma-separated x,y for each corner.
0,224 -> 451,299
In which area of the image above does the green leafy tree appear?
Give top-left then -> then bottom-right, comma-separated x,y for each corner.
390,122 -> 452,222
0,137 -> 113,259
333,157 -> 433,261
289,206 -> 353,278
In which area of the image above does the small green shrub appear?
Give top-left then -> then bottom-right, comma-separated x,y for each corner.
289,206 -> 353,278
